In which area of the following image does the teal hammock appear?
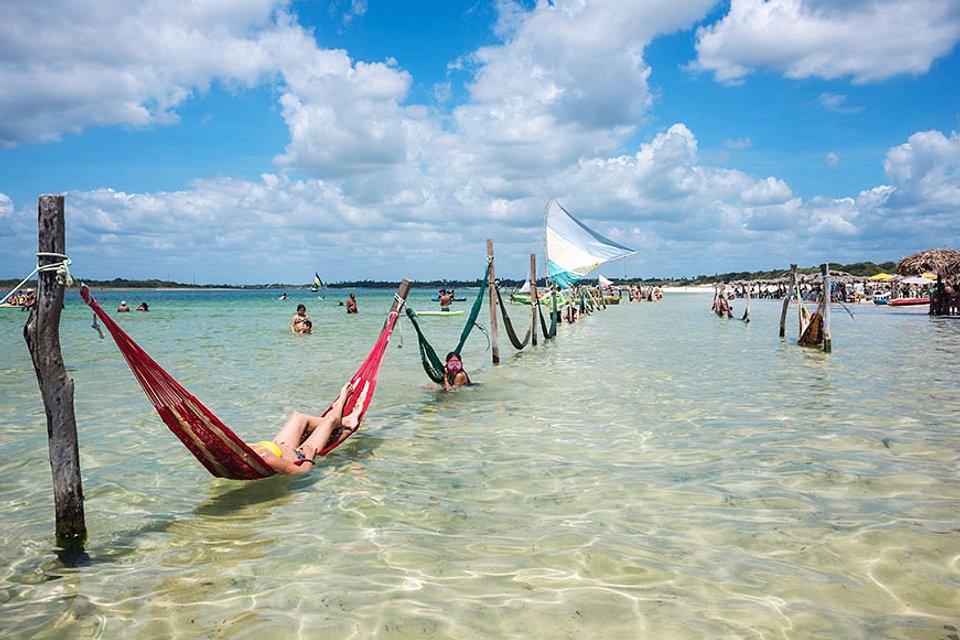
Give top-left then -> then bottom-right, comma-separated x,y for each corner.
535,292 -> 558,340
407,260 -> 492,383
493,283 -> 531,350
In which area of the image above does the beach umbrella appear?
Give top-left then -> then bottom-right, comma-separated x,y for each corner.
868,273 -> 895,281
896,248 -> 960,277
901,276 -> 935,285
921,273 -> 937,280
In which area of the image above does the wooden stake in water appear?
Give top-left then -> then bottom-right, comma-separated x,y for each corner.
486,239 -> 500,364
530,253 -> 538,347
821,263 -> 832,353
23,195 -> 87,549
779,264 -> 797,338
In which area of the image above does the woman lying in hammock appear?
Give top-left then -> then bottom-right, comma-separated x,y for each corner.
250,382 -> 368,474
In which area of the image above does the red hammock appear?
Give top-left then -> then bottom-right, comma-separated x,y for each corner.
80,284 -> 408,480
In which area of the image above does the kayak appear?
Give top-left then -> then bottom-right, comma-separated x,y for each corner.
431,297 -> 466,302
415,310 -> 465,317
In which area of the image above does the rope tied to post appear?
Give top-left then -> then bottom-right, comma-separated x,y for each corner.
36,252 -> 75,287
1,252 -> 74,305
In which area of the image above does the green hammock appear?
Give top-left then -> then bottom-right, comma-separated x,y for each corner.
407,260 -> 492,383
493,283 -> 531,350
535,293 -> 558,340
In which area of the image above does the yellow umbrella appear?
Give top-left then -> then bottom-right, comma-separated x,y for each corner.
921,272 -> 937,280
868,273 -> 894,281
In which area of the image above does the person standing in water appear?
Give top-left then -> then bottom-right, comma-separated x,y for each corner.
346,293 -> 358,314
291,304 -> 312,333
439,290 -> 452,312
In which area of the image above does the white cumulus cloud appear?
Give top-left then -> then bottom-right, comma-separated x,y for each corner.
0,0 -> 303,146
692,0 -> 960,84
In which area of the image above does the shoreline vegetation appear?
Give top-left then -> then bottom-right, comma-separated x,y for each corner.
1,260 -> 897,291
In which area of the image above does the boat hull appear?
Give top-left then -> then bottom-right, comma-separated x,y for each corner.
509,293 -> 568,307
416,310 -> 465,317
887,298 -> 929,307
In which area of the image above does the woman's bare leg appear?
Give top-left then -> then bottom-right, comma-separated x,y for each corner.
272,412 -> 315,453
295,383 -> 355,458
272,383 -> 352,457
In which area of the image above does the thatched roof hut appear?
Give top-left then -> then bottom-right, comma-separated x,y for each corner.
897,248 -> 960,276
797,269 -> 860,284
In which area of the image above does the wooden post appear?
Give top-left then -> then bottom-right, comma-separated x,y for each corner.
383,278 -> 412,331
23,195 -> 87,549
779,264 -> 797,337
529,253 -> 538,346
486,239 -> 500,364
742,281 -> 751,323
821,263 -> 832,352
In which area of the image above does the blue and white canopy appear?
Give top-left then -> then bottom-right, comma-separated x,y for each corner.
544,198 -> 636,289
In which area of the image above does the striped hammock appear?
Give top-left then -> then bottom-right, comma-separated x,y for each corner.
80,285 -> 404,480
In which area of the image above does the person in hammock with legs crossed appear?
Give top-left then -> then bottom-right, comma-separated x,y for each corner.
250,382 -> 368,475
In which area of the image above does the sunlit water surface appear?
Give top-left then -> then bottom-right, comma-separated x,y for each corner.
1,289 -> 958,639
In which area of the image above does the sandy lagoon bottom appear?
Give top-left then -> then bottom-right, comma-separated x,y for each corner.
0,289 -> 958,638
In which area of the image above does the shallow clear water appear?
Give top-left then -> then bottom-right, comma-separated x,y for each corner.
1,289 -> 957,639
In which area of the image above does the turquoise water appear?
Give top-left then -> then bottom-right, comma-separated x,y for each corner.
1,289 -> 957,639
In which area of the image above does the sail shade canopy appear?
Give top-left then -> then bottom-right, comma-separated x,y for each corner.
545,199 -> 635,289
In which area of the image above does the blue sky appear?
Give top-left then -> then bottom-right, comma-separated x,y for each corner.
1,0 -> 958,284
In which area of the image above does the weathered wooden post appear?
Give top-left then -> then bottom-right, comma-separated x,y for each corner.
821,263 -> 832,352
529,253 -> 538,347
382,278 -> 412,332
486,239 -> 500,364
742,281 -> 751,323
23,195 -> 87,549
779,264 -> 797,337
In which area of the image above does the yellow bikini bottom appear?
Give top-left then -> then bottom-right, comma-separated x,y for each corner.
253,441 -> 282,458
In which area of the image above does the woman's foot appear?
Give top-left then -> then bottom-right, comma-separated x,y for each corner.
326,382 -> 353,416
341,383 -> 369,432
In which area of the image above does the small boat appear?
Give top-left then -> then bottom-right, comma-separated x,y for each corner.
887,298 -> 929,307
602,296 -> 621,305
872,298 -> 889,305
414,309 -> 465,317
431,296 -> 466,302
508,291 -> 568,307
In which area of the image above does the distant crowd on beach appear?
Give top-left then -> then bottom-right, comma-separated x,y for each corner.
705,274 -> 959,316
720,279 -> 943,304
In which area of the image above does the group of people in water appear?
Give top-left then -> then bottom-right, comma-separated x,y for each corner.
288,294 -> 471,389
117,300 -> 149,312
290,293 -> 359,334
247,348 -> 468,476
272,291 -> 471,474
2,288 -> 36,307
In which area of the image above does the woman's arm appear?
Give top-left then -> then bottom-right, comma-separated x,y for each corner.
251,443 -> 313,475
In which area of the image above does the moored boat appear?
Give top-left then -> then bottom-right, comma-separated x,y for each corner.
887,298 -> 929,307
509,291 -> 568,307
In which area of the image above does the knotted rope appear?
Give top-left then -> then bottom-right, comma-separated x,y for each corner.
1,252 -> 74,304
